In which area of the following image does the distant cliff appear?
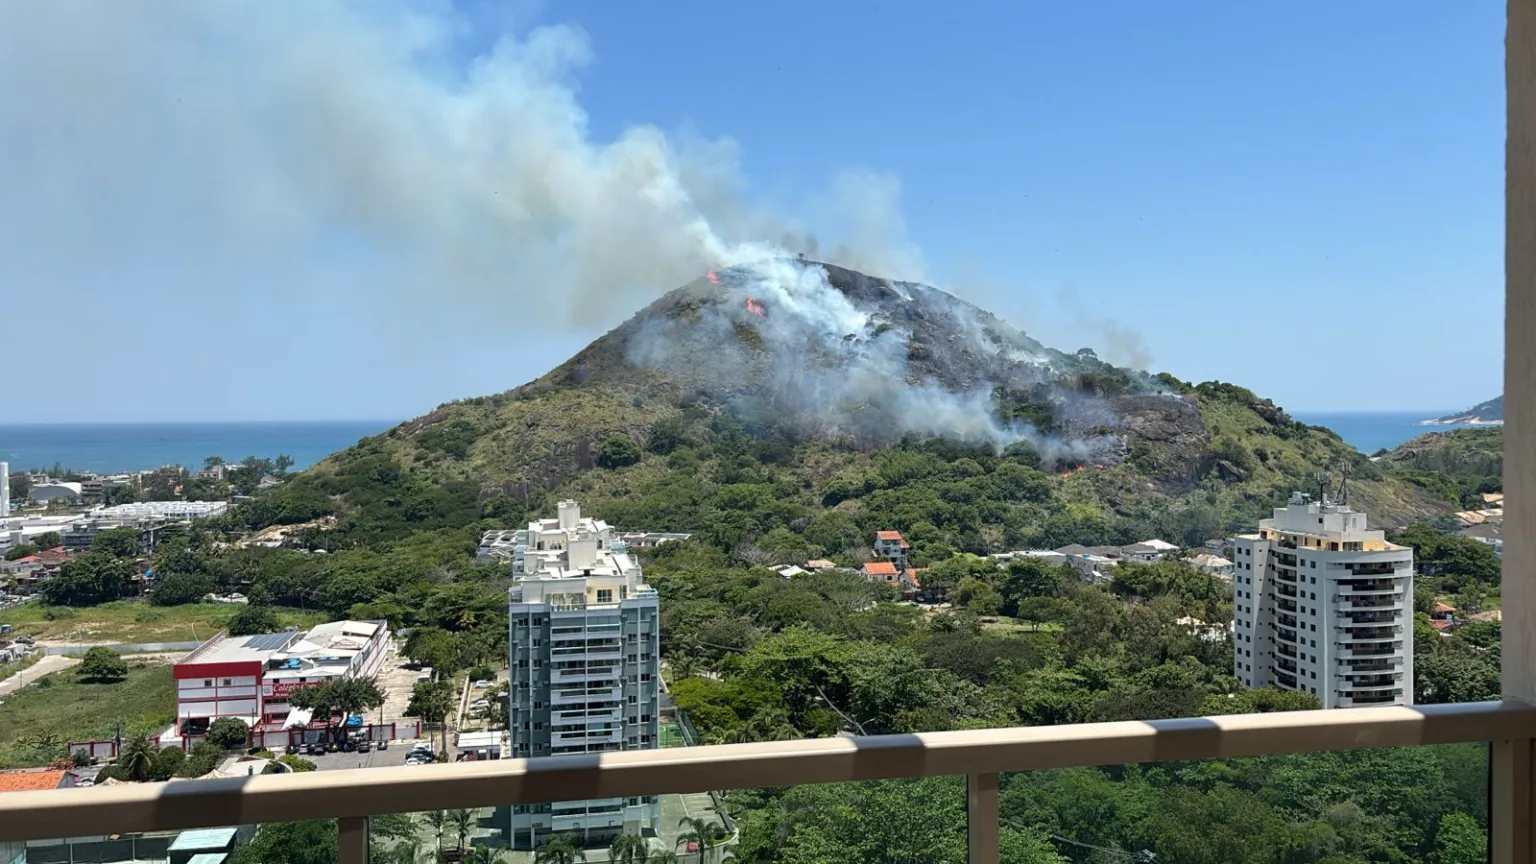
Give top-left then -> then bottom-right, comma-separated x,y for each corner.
1423,395 -> 1503,426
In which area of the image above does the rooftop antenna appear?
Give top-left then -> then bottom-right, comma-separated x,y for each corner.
1336,464 -> 1350,506
1313,470 -> 1330,504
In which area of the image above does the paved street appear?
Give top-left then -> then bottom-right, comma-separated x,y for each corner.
0,654 -> 77,700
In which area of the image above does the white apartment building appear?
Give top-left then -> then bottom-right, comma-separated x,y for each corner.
506,501 -> 661,849
1230,493 -> 1414,709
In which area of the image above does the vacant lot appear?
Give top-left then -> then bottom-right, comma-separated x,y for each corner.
0,600 -> 321,645
0,662 -> 176,767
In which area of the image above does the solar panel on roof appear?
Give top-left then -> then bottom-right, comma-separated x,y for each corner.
241,631 -> 297,651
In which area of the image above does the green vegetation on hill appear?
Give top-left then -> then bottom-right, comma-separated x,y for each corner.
242,375 -> 1451,578
7,269 -> 1496,857
1376,427 -> 1502,508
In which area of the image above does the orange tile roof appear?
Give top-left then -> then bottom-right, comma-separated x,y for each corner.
1433,602 -> 1457,614
902,569 -> 922,587
0,770 -> 69,793
806,560 -> 835,569
863,561 -> 899,577
1429,619 -> 1455,631
875,531 -> 905,541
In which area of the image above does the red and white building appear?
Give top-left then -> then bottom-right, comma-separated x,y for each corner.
165,619 -> 390,746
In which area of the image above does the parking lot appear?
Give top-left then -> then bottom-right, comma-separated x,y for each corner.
281,737 -> 437,770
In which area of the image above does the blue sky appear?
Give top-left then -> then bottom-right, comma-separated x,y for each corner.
0,1 -> 1503,423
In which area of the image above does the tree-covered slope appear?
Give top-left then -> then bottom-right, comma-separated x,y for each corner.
255,261 -> 1453,557
1375,427 -> 1502,509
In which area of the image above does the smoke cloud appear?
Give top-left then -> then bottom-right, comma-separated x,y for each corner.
0,1 -> 924,331
624,259 -> 1126,463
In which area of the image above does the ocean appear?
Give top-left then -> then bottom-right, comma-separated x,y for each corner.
0,421 -> 394,474
1290,411 -> 1490,455
0,412 -> 1489,476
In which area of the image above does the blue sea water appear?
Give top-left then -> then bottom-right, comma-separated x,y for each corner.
1290,411 -> 1491,455
0,421 -> 394,474
0,412 -> 1490,477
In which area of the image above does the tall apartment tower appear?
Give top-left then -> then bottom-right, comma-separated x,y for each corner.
0,462 -> 8,517
506,501 -> 661,849
1230,492 -> 1414,709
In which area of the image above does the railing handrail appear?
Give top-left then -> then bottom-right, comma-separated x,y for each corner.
0,700 -> 1532,843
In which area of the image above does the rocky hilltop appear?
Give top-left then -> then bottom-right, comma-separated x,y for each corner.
285,260 -> 1454,544
1424,395 -> 1503,426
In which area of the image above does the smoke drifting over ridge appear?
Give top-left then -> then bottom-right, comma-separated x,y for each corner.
1,1 -> 1164,453
618,259 -> 1138,463
0,1 -> 924,331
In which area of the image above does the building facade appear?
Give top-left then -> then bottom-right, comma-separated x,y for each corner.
1230,493 -> 1414,709
506,501 -> 661,849
168,620 -> 390,744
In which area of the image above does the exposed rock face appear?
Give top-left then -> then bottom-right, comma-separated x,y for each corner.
524,259 -> 1185,467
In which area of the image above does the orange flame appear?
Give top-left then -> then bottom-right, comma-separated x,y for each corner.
706,271 -> 720,285
745,298 -> 767,318
1058,464 -> 1084,477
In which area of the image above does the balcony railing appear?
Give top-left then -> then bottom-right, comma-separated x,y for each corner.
0,701 -> 1532,864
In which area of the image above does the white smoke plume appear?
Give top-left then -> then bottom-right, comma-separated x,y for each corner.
0,1 -> 924,331
624,258 -> 1124,462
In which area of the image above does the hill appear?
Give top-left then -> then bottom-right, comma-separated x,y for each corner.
252,260 -> 1453,557
1375,427 -> 1502,508
1424,395 -> 1503,426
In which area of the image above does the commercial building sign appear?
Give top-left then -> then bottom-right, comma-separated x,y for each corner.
268,679 -> 321,698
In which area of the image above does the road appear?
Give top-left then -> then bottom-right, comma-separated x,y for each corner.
0,655 -> 78,699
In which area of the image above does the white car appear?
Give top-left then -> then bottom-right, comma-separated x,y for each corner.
473,680 -> 491,689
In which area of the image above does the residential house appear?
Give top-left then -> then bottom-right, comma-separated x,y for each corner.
0,769 -> 76,793
1175,616 -> 1229,642
1114,540 -> 1179,562
1186,552 -> 1235,581
805,559 -> 836,571
1052,546 -> 1116,585
1430,602 -> 1457,632
873,531 -> 909,567
862,560 -> 901,588
1119,543 -> 1164,563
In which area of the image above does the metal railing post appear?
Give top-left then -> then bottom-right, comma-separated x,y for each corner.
967,772 -> 999,864
1491,738 -> 1534,864
338,816 -> 369,864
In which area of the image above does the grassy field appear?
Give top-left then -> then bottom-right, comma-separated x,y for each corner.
0,600 -> 322,645
0,663 -> 176,767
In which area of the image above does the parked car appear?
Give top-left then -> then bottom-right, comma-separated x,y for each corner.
377,739 -> 389,750
325,740 -> 339,753
472,680 -> 491,689
357,740 -> 373,753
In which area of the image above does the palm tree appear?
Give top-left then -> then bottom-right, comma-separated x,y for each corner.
609,834 -> 649,864
116,735 -> 156,782
676,817 -> 720,864
533,834 -> 586,864
461,846 -> 503,864
422,810 -> 447,854
389,836 -> 422,864
446,808 -> 476,851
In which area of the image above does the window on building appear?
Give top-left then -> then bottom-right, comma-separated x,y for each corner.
203,679 -> 212,687
597,589 -> 613,604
